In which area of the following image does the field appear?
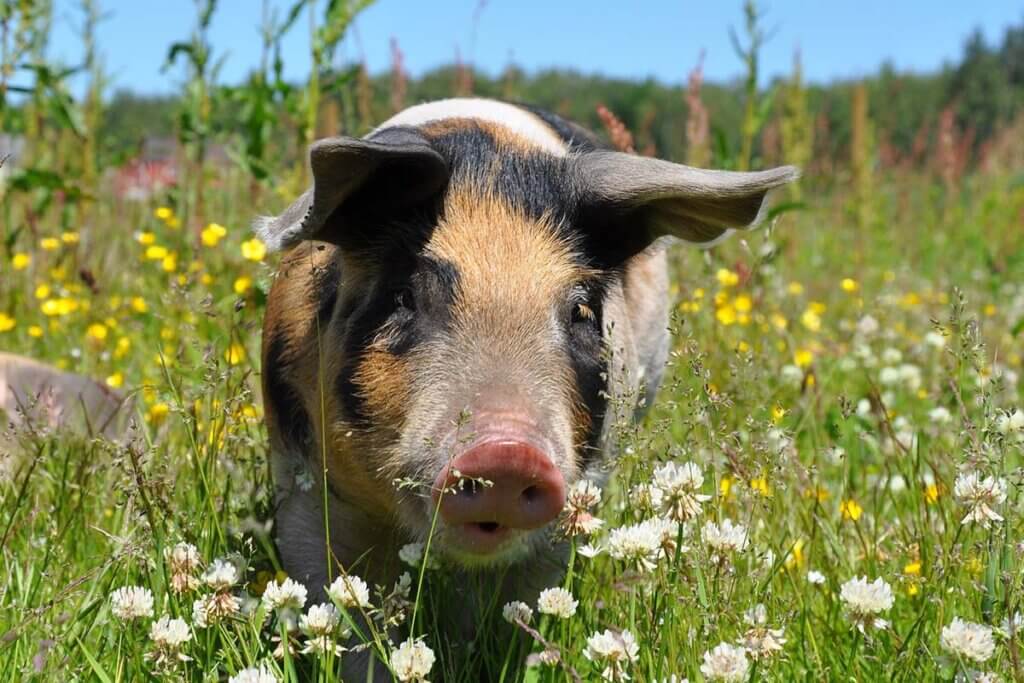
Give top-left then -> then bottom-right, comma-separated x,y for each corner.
3,3 -> 1024,682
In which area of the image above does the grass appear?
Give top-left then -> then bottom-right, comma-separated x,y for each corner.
1,155 -> 1023,682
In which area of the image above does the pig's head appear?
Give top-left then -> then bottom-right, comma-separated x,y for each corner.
259,119 -> 796,566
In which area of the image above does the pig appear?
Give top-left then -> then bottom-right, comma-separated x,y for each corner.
257,97 -> 796,669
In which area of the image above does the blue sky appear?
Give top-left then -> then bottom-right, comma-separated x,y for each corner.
47,0 -> 1023,95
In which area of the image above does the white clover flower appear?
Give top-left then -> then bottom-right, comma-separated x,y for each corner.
954,472 -> 1008,528
578,542 -> 604,558
398,542 -> 425,567
300,603 -> 341,636
299,603 -> 345,656
584,628 -> 640,681
923,330 -> 946,349
165,542 -> 202,593
856,314 -> 880,337
566,479 -> 602,511
898,364 -> 922,391
999,611 -> 1023,638
652,461 -> 710,521
879,366 -> 901,386
702,518 -> 749,555
766,428 -> 793,453
606,520 -> 664,572
262,577 -> 307,612
840,576 -> 893,632
150,615 -> 191,648
629,482 -> 664,512
780,363 -> 804,387
390,638 -> 435,682
536,587 -> 577,619
881,347 -> 903,364
147,616 -> 192,666
110,586 -> 154,621
997,409 -> 1024,436
740,604 -> 786,660
203,558 -> 239,591
229,665 -> 278,683
502,600 -> 533,625
327,574 -> 371,610
700,642 -> 750,682
192,590 -> 239,627
807,570 -> 826,585
942,617 -> 996,663
929,407 -> 952,423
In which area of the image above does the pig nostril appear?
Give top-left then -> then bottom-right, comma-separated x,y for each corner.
521,485 -> 540,503
476,521 -> 501,533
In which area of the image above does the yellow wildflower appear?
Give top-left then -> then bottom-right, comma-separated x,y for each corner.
241,238 -> 267,262
719,476 -> 733,500
983,304 -> 997,316
115,336 -> 131,358
35,284 -> 51,300
733,294 -> 752,313
86,323 -> 108,343
225,342 -> 246,365
201,222 -> 228,247
147,402 -> 170,425
716,268 -> 739,287
145,245 -> 168,260
130,297 -> 148,314
693,287 -> 705,299
233,276 -> 253,295
28,325 -> 43,338
904,561 -> 921,576
750,477 -> 772,497
137,231 -> 156,245
785,538 -> 805,569
154,206 -> 174,221
0,313 -> 15,332
840,499 -> 863,521
841,278 -> 858,292
737,340 -> 750,353
61,231 -> 80,244
800,308 -> 822,332
770,313 -> 788,330
924,483 -> 941,504
106,372 -> 124,388
794,348 -> 814,368
787,281 -> 804,295
40,237 -> 60,251
162,252 -> 178,273
772,405 -> 787,423
716,305 -> 737,326
12,253 -> 31,270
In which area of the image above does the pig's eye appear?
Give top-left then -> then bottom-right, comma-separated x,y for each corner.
568,286 -> 600,332
391,287 -> 416,315
572,302 -> 596,325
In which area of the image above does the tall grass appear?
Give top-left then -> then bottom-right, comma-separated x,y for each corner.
2,1 -> 1023,681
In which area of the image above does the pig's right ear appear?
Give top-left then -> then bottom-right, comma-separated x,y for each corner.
254,128 -> 448,251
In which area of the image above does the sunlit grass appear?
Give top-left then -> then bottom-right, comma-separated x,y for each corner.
1,172 -> 1023,681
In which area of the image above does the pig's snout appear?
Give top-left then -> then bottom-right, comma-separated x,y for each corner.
432,439 -> 566,553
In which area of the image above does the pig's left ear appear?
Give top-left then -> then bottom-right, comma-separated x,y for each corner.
254,128 -> 448,251
575,150 -> 799,246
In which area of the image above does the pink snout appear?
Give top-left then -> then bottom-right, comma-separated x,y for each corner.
432,440 -> 566,554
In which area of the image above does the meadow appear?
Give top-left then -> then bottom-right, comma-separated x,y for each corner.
3,2 -> 1024,681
